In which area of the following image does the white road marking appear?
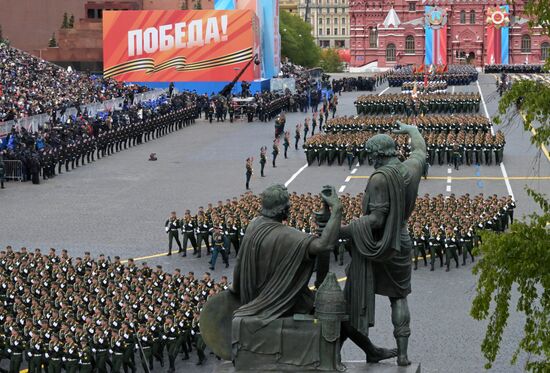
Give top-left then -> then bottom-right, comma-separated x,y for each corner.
339,185 -> 346,193
446,185 -> 452,192
451,86 -> 455,94
284,163 -> 308,187
447,177 -> 452,183
378,87 -> 390,95
351,168 -> 358,174
476,80 -> 515,200
447,168 -> 452,174
345,176 -> 352,182
356,162 -> 360,167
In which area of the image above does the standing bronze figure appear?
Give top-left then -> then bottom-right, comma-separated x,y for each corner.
340,122 -> 427,366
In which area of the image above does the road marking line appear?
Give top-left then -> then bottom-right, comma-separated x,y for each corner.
284,163 -> 308,187
451,86 -> 455,94
339,185 -> 346,193
378,87 -> 390,95
522,112 -> 550,162
356,162 -> 360,167
446,185 -> 452,192
477,80 -> 515,199
345,176 -> 352,182
447,177 -> 452,183
349,175 -> 550,180
351,168 -> 358,174
447,168 -> 452,174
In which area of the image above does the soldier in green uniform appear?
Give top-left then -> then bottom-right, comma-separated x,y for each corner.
191,311 -> 206,365
27,333 -> 44,373
63,335 -> 80,373
8,328 -> 26,373
163,315 -> 179,373
136,323 -> 154,372
444,227 -> 460,272
92,328 -> 109,373
427,225 -> 444,271
110,329 -> 126,373
411,225 -> 428,270
120,323 -> 136,373
259,146 -> 267,177
78,339 -> 94,373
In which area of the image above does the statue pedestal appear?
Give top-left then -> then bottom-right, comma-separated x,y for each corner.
214,361 -> 421,373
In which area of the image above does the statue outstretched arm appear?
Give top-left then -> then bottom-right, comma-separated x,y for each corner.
309,186 -> 343,256
394,121 -> 427,173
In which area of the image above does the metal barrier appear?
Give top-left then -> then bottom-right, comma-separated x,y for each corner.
3,160 -> 23,181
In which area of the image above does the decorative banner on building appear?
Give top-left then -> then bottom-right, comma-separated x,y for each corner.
102,10 -> 261,82
485,5 -> 510,64
424,6 -> 448,66
234,0 -> 280,79
214,0 -> 235,10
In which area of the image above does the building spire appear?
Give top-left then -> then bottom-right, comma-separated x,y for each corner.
383,6 -> 401,29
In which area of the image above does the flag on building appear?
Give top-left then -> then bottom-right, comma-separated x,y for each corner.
424,6 -> 447,66
485,5 -> 510,65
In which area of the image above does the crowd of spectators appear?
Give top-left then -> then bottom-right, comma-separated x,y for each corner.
0,43 -> 149,122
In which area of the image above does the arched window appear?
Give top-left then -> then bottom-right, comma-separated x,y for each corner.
460,10 -> 466,24
386,43 -> 396,61
469,10 -> 476,24
369,27 -> 378,48
521,35 -> 531,53
405,35 -> 415,54
542,42 -> 550,61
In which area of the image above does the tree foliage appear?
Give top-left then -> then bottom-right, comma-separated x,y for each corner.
61,13 -> 69,29
319,48 -> 344,73
280,10 -> 320,68
471,1 -> 550,372
48,33 -> 57,48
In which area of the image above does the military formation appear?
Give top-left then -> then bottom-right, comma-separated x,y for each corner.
401,81 -> 448,94
355,93 -> 481,115
304,115 -> 505,168
0,247 -> 229,373
177,192 -> 514,272
387,64 -> 478,87
484,64 -> 547,73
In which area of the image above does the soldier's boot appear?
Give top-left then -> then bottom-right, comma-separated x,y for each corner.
413,258 -> 418,271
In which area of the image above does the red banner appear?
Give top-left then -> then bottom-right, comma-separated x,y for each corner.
103,10 -> 261,82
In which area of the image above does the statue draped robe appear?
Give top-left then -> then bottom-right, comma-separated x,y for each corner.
346,163 -> 413,336
232,216 -> 316,354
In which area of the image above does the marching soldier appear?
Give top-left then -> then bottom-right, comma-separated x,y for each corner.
427,225 -> 444,271
196,214 -> 211,257
272,139 -> 279,168
78,339 -> 94,373
63,335 -> 80,373
294,124 -> 301,150
411,225 -> 428,270
163,316 -> 179,373
181,210 -> 198,256
444,227 -> 460,272
46,333 -> 63,373
136,324 -> 154,372
164,211 -> 182,256
191,311 -> 206,366
27,333 -> 44,373
92,328 -> 109,373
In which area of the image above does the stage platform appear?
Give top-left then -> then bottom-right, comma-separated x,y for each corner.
134,79 -> 270,95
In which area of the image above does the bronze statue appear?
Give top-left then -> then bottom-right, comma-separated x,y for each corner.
201,184 -> 344,371
201,121 -> 425,371
340,121 -> 427,366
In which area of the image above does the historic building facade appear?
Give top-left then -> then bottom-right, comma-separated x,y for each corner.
349,0 -> 550,68
298,0 -> 350,49
280,0 -> 299,14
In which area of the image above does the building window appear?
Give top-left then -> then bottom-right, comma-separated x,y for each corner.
326,17 -> 330,25
318,28 -> 323,36
335,40 -> 345,48
327,28 -> 330,35
319,18 -> 323,25
386,43 -> 396,61
342,27 -> 346,35
542,42 -> 550,60
521,35 -> 531,53
460,10 -> 466,24
334,18 -> 338,26
334,28 -> 338,35
409,3 -> 416,11
469,10 -> 475,24
369,28 -> 378,48
405,35 -> 415,54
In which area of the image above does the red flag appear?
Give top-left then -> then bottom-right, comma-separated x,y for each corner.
424,74 -> 428,87
0,83 -> 3,96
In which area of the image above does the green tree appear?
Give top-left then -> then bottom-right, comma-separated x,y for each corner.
470,1 -> 550,372
280,10 -> 320,68
319,48 -> 343,73
61,12 -> 69,29
69,14 -> 75,28
48,33 -> 57,47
